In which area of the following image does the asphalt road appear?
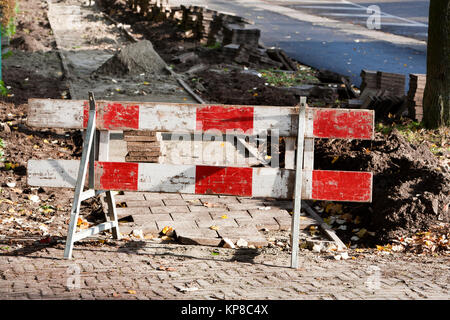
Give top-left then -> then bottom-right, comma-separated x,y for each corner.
173,0 -> 429,88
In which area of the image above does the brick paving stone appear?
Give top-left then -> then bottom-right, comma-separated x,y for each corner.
236,217 -> 280,231
123,200 -> 164,207
181,194 -> 219,200
144,193 -> 182,200
196,219 -> 239,228
175,227 -> 221,246
201,197 -> 240,204
163,199 -> 190,206
155,220 -> 198,231
248,208 -> 290,218
117,207 -> 151,218
264,200 -> 294,210
274,216 -> 291,231
209,210 -> 252,220
151,205 -> 190,214
226,203 -> 266,211
217,226 -> 268,246
141,222 -> 159,235
170,212 -> 212,221
189,205 -> 227,213
114,193 -> 146,201
132,214 -> 173,224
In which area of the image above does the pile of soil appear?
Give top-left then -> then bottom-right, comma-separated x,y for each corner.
94,40 -> 167,76
315,129 -> 449,244
192,70 -> 298,106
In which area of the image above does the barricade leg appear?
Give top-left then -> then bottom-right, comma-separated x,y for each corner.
290,97 -> 306,269
64,92 -> 97,259
105,191 -> 120,239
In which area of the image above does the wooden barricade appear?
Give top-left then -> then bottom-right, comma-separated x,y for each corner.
27,94 -> 374,268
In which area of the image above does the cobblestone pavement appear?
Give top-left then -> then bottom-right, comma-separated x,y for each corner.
0,240 -> 448,300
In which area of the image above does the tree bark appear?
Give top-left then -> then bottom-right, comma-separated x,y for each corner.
423,0 -> 450,128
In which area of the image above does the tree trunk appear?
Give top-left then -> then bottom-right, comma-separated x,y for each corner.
423,0 -> 450,128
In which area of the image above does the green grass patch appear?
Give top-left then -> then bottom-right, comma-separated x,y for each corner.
259,65 -> 320,87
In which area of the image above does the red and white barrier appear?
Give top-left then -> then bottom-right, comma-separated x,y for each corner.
28,160 -> 372,202
28,99 -> 374,139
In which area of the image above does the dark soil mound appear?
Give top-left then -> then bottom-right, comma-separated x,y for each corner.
1,66 -> 67,105
94,40 -> 167,77
315,129 -> 450,243
194,70 -> 298,106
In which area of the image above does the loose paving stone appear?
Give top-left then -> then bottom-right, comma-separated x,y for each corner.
175,227 -> 221,246
217,226 -> 268,247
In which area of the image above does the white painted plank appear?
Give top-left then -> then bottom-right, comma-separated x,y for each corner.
138,163 -> 196,194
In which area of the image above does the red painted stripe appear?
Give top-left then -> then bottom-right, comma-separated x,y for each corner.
99,103 -> 139,130
83,103 -> 140,130
196,106 -> 254,133
313,109 -> 374,139
195,166 -> 253,196
82,101 -> 90,128
312,170 -> 372,202
94,162 -> 139,191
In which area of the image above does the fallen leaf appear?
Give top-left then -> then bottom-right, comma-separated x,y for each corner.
127,290 -> 137,294
209,225 -> 219,231
161,226 -> 173,235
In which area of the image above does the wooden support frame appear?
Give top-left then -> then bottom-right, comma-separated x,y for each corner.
63,93 -> 120,260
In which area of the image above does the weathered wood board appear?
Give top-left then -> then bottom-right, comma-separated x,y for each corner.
28,99 -> 375,139
28,160 -> 373,202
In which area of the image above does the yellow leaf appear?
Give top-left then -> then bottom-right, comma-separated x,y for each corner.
220,214 -> 228,219
161,235 -> 173,241
331,156 -> 339,164
43,139 -> 49,144
210,225 -> 219,231
127,290 -> 137,294
161,226 -> 173,235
